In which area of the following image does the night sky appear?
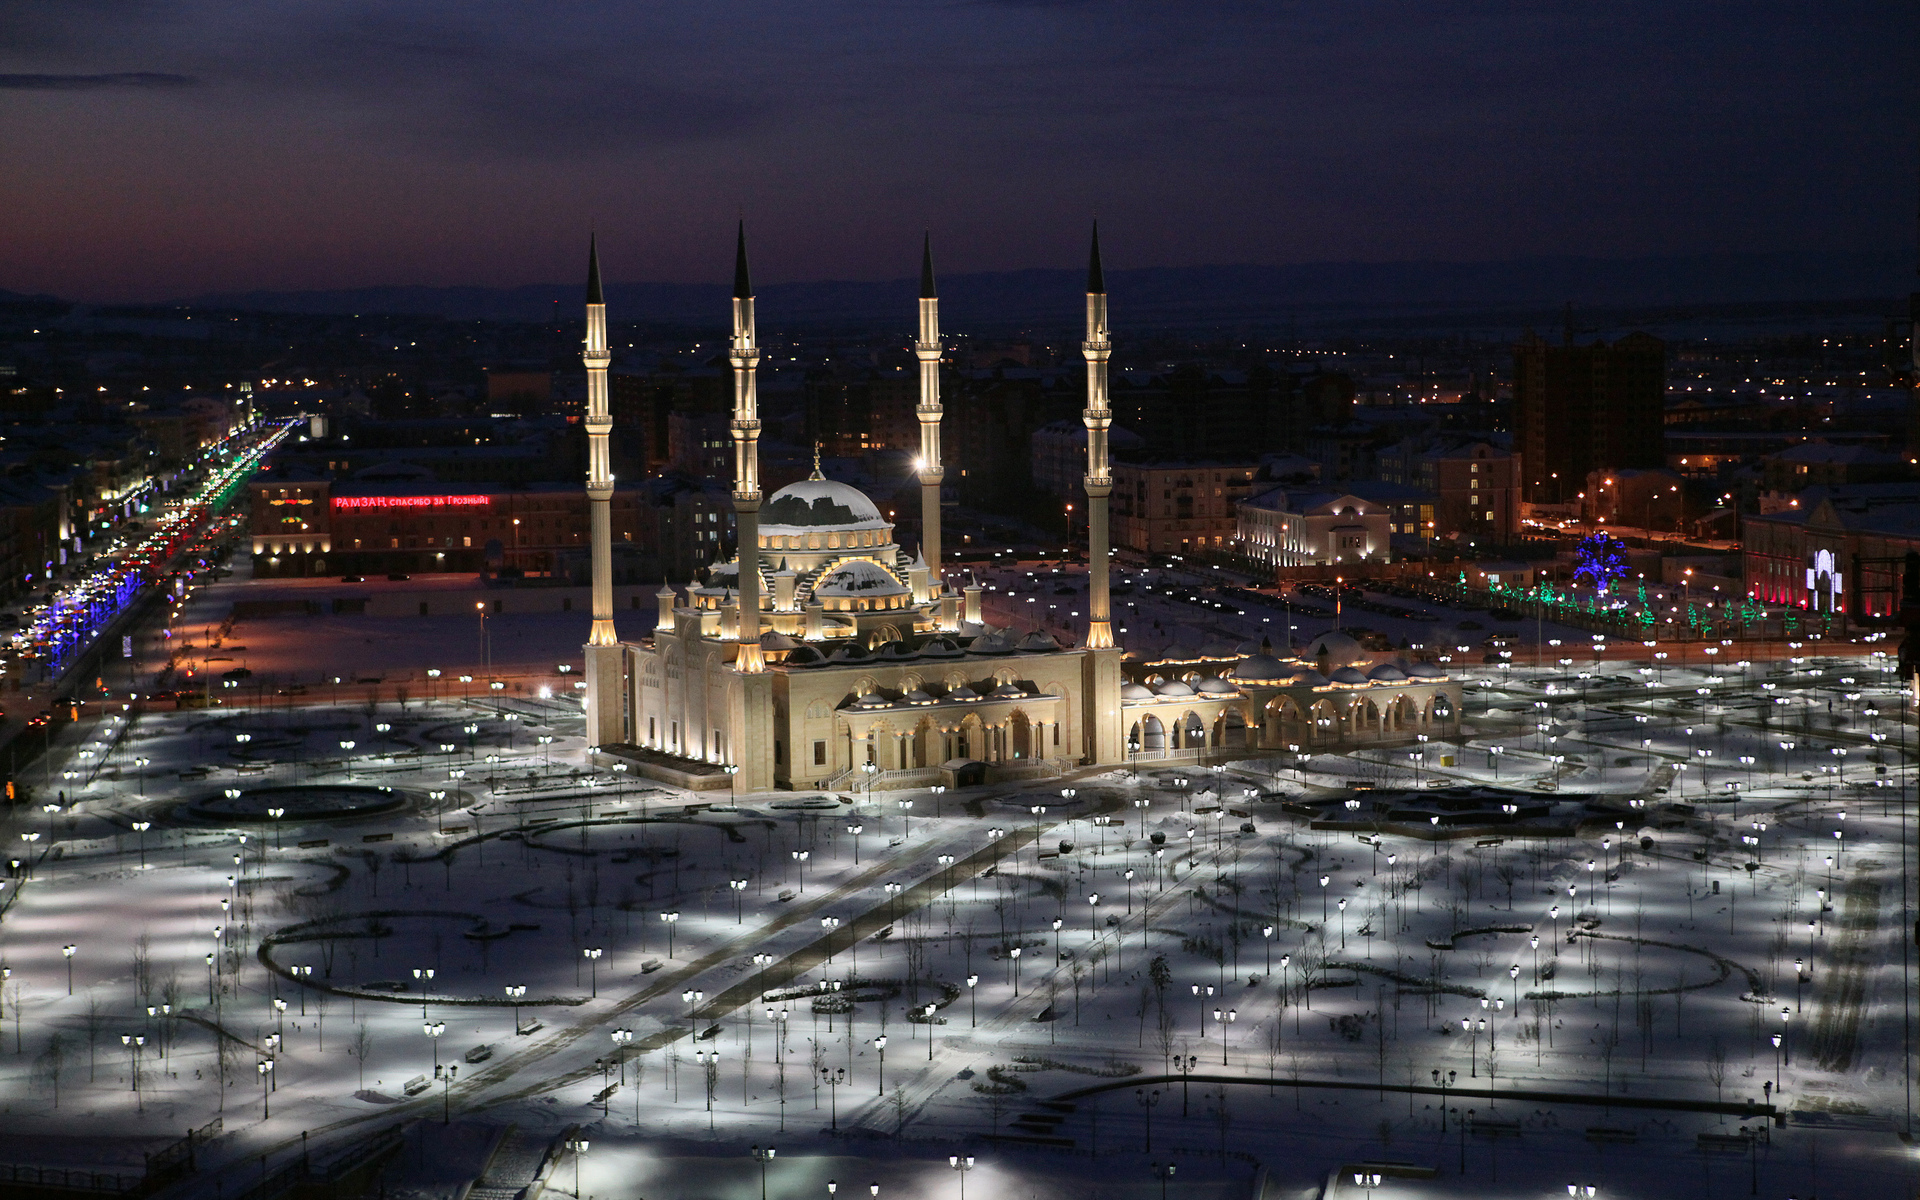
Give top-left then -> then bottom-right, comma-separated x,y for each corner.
3,1 -> 1914,301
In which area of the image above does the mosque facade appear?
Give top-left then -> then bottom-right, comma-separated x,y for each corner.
577,229 -> 1460,792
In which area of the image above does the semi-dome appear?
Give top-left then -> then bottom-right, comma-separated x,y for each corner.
1233,653 -> 1288,680
813,559 -> 909,598
761,477 -> 887,531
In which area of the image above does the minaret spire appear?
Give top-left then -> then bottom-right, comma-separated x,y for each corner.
734,220 -> 753,300
1080,221 -> 1115,651
729,223 -> 766,674
914,233 -> 946,613
581,234 -> 623,745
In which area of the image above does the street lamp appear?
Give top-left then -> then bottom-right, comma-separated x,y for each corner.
949,1155 -> 975,1200
505,984 -> 526,1033
875,1034 -> 888,1092
424,1020 -> 446,1069
661,910 -> 680,958
62,944 -> 75,995
583,947 -> 603,997
752,1146 -> 776,1200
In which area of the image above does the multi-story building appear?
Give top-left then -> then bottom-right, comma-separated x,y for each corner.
1234,487 -> 1394,567
1030,419 -> 1144,498
1742,482 -> 1920,618
1110,459 -> 1259,554
1513,331 -> 1665,503
1380,441 -> 1521,542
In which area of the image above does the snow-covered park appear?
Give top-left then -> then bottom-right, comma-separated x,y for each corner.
0,570 -> 1915,1199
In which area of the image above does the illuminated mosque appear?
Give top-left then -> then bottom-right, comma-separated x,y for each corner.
577,228 -> 1461,791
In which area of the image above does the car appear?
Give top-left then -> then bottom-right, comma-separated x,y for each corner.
341,575 -> 364,582
221,667 -> 253,681
387,573 -> 410,581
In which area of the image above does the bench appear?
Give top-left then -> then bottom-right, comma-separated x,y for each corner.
402,1074 -> 432,1096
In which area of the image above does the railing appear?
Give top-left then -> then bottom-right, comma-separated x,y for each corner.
0,1163 -> 139,1194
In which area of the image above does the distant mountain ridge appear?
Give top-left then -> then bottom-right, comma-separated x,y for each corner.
160,249 -> 1918,331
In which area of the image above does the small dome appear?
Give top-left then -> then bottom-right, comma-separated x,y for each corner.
875,641 -> 917,660
1199,638 -> 1238,658
826,642 -> 872,663
1016,630 -> 1060,652
903,689 -> 935,705
785,645 -> 826,666
849,691 -> 896,710
1195,676 -> 1238,694
970,629 -> 1016,655
759,630 -> 796,650
919,637 -> 963,658
1405,660 -> 1446,679
1234,653 -> 1288,680
1294,668 -> 1328,686
1153,679 -> 1196,697
946,684 -> 981,701
991,682 -> 1026,698
762,477 -> 886,530
1366,662 -> 1408,683
813,560 -> 908,598
1306,631 -> 1366,667
1120,681 -> 1154,701
1329,666 -> 1371,686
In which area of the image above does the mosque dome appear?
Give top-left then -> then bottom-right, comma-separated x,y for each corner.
1120,681 -> 1155,701
1366,662 -> 1408,683
1405,660 -> 1447,680
813,560 -> 909,600
1195,676 -> 1238,694
762,477 -> 887,531
1153,679 -> 1196,698
1232,653 -> 1288,681
1329,666 -> 1371,686
1305,631 -> 1366,668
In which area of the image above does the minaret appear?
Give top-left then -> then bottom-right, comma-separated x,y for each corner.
1081,223 -> 1115,650
581,235 -> 624,746
914,234 -> 946,605
1078,222 -> 1124,767
729,222 -> 766,674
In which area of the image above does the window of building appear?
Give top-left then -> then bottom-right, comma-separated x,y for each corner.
813,740 -> 827,766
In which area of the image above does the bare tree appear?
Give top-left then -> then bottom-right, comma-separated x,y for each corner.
1705,1038 -> 1727,1116
889,1083 -> 909,1137
82,992 -> 106,1082
130,934 -> 153,1006
1153,1000 -> 1177,1074
1135,982 -> 1153,1047
33,1032 -> 68,1108
350,1022 -> 373,1090
1494,864 -> 1520,910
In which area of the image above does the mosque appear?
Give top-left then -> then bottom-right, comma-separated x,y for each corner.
576,228 -> 1461,792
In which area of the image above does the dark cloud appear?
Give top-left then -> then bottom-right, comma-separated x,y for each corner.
0,72 -> 198,89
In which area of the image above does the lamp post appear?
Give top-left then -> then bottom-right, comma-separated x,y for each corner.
1432,1068 -> 1456,1130
1150,1160 -> 1175,1200
424,1020 -> 445,1069
966,974 -> 978,1027
131,821 -> 150,869
255,1055 -> 271,1119
1135,1087 -> 1162,1153
820,1065 -> 846,1130
847,823 -> 864,865
661,910 -> 680,958
565,1139 -> 588,1199
62,944 -> 75,995
583,947 -> 603,998
751,1146 -> 775,1200
441,1063 -> 458,1123
1010,946 -> 1021,995
412,967 -> 435,1017
505,984 -> 526,1033
949,1155 -> 975,1200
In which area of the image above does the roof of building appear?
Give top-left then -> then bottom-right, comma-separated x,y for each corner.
761,476 -> 887,531
812,559 -> 907,598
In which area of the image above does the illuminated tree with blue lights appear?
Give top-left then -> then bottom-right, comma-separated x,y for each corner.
1572,532 -> 1630,595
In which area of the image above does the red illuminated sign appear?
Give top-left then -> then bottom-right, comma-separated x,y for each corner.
332,495 -> 492,510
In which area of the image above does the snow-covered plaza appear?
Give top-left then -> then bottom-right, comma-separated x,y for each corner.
1,576 -> 1916,1200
